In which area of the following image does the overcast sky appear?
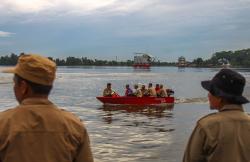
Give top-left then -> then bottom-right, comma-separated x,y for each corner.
0,0 -> 250,61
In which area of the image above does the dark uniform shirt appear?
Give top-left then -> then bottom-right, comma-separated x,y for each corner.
0,98 -> 94,162
183,104 -> 250,162
125,88 -> 133,96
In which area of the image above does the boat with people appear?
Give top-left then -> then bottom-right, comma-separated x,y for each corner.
98,82 -> 175,106
96,96 -> 174,105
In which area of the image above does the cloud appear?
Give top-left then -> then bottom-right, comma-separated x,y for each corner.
0,0 -> 180,18
1,0 -> 249,26
0,31 -> 14,37
1,0 -> 247,15
0,0 -> 121,14
0,0 -> 250,60
0,0 -> 157,24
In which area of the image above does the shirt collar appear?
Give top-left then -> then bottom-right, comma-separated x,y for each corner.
21,98 -> 53,106
220,104 -> 244,112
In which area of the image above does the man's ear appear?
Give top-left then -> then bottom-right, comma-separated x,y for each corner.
20,80 -> 29,96
215,96 -> 224,107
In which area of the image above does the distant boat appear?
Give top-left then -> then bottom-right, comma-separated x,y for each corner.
178,56 -> 187,67
221,63 -> 231,68
133,53 -> 154,68
218,58 -> 231,68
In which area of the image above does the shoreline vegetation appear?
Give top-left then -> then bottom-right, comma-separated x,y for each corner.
0,48 -> 250,67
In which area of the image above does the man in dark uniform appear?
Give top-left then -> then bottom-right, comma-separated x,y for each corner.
1,54 -> 94,162
183,68 -> 250,162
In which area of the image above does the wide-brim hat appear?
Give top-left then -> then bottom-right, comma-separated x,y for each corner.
2,54 -> 56,86
201,68 -> 249,104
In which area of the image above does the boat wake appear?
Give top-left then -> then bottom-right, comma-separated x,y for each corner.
175,97 -> 208,104
175,95 -> 250,104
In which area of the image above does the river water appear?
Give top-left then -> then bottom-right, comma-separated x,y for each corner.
0,66 -> 250,162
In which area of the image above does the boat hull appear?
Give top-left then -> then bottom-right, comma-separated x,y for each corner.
133,64 -> 151,68
96,96 -> 174,105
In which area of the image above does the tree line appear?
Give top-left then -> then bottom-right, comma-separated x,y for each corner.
0,48 -> 250,67
191,48 -> 250,67
0,53 -> 175,66
0,53 -> 134,66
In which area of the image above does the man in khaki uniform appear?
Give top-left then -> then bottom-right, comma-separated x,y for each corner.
148,83 -> 156,97
1,54 -> 94,162
103,83 -> 113,97
183,68 -> 250,162
158,84 -> 167,97
133,84 -> 142,97
140,84 -> 149,96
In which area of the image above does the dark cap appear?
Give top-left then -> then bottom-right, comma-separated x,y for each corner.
201,68 -> 249,104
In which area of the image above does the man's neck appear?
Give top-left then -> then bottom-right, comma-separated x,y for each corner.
20,94 -> 49,103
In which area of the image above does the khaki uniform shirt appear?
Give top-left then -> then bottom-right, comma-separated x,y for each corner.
0,98 -> 94,162
141,89 -> 149,96
103,88 -> 113,97
134,89 -> 142,97
158,88 -> 167,97
183,104 -> 250,162
148,87 -> 156,97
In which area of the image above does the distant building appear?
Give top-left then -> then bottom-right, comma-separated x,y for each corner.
178,56 -> 186,67
218,58 -> 231,68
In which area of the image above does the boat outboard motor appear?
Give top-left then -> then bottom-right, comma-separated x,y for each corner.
166,89 -> 175,97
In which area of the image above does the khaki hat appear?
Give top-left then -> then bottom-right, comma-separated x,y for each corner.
2,54 -> 56,86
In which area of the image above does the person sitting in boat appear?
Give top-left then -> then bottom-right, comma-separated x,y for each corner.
141,84 -> 149,96
133,84 -> 142,97
158,84 -> 167,97
103,83 -> 116,97
148,83 -> 157,97
125,84 -> 133,96
155,84 -> 160,96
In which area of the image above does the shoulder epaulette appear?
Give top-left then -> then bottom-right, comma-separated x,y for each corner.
197,112 -> 217,123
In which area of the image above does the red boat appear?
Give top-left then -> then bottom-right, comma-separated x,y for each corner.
133,63 -> 151,68
96,96 -> 174,105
